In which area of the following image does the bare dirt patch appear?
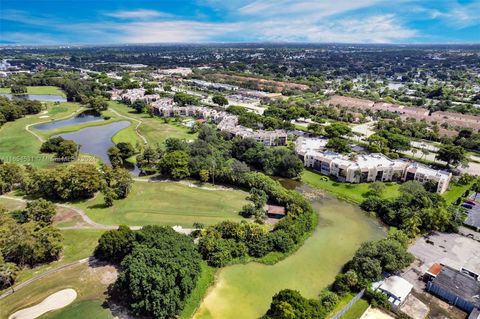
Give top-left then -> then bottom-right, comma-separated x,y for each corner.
53,206 -> 88,227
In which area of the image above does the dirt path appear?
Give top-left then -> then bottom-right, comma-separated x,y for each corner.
109,107 -> 148,144
8,288 -> 77,319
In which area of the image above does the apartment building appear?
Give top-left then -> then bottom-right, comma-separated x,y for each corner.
296,137 -> 452,194
111,88 -> 161,104
404,163 -> 452,194
153,103 -> 287,146
326,95 -> 480,132
185,79 -> 239,92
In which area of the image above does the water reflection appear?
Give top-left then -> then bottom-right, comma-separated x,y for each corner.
34,110 -> 104,131
0,93 -> 67,103
56,121 -> 130,164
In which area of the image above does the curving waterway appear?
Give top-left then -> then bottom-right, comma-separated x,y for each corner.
194,185 -> 385,319
55,121 -> 130,164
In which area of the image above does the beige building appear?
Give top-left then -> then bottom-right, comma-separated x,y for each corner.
152,103 -> 287,146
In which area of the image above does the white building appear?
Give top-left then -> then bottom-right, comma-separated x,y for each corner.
295,137 -> 452,194
375,276 -> 413,307
404,163 -> 452,194
152,103 -> 287,146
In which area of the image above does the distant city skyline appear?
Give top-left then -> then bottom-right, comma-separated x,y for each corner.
1,0 -> 479,45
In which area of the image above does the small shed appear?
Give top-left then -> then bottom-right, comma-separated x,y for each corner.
376,276 -> 413,307
266,205 -> 286,219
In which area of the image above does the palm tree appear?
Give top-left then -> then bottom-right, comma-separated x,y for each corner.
353,170 -> 361,183
421,148 -> 429,160
403,214 -> 422,237
411,148 -> 418,159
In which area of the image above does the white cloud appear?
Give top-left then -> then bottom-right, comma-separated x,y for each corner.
244,14 -> 416,43
239,0 -> 378,17
443,2 -> 480,28
0,32 -> 60,44
114,21 -> 239,43
408,1 -> 480,29
105,9 -> 171,19
1,4 -> 419,44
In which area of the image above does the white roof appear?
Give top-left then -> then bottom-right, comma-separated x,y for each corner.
378,276 -> 413,302
409,162 -> 451,178
295,137 -> 328,154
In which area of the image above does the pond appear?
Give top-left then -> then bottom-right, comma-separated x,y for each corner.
193,185 -> 385,319
33,110 -> 105,131
0,93 -> 67,103
56,121 -> 130,164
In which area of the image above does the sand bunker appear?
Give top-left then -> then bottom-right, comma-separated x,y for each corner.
9,288 -> 77,319
39,115 -> 50,118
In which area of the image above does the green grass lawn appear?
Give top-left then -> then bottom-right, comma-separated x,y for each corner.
75,181 -> 249,227
180,262 -> 217,319
0,261 -> 114,319
0,86 -> 66,97
42,300 -> 113,319
340,299 -> 369,319
0,102 -> 80,167
13,229 -> 105,284
301,170 -> 400,204
443,182 -> 473,204
109,101 -> 197,146
0,197 -> 25,211
326,293 -> 355,318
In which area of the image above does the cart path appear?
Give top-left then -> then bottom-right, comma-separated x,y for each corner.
132,177 -> 234,191
109,107 -> 148,144
24,107 -> 86,143
0,258 -> 89,300
0,195 -> 193,234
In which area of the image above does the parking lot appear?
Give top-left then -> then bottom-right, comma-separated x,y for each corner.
408,232 -> 480,275
464,193 -> 480,231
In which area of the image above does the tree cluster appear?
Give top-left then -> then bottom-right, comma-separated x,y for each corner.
228,105 -> 295,131
0,96 -> 42,126
173,92 -> 201,106
361,181 -> 463,237
94,226 -> 202,319
263,229 -> 412,319
40,136 -> 78,161
0,200 -> 63,288
197,171 -> 315,267
137,125 -> 304,179
0,162 -> 132,204
107,142 -> 136,168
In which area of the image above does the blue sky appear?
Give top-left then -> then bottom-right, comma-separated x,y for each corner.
1,0 -> 479,44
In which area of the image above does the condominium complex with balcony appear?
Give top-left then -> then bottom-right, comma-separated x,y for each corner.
295,137 -> 452,194
151,101 -> 288,146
